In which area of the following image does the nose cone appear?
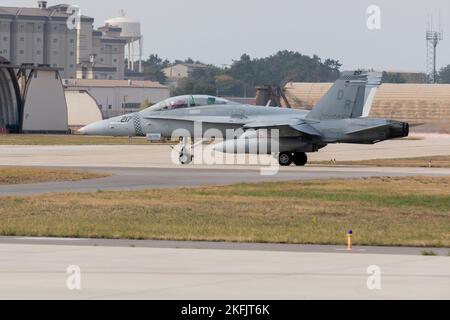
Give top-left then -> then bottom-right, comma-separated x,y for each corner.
78,126 -> 87,135
78,120 -> 109,136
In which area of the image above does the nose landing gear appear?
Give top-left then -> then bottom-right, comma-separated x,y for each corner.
179,148 -> 193,165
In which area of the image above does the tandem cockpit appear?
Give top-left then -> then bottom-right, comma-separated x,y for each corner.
144,95 -> 233,113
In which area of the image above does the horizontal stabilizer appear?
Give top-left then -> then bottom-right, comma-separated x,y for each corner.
346,124 -> 387,135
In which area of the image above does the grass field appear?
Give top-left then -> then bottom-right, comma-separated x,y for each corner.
0,176 -> 448,247
312,156 -> 450,168
0,167 -> 109,185
0,134 -> 161,145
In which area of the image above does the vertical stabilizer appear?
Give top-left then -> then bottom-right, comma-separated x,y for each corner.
306,71 -> 382,120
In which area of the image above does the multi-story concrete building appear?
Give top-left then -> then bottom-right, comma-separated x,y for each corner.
76,27 -> 126,80
0,1 -> 133,80
0,2 -> 84,78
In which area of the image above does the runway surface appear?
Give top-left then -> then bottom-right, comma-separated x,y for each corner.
0,137 -> 449,299
0,134 -> 449,168
0,242 -> 448,300
1,166 -> 450,196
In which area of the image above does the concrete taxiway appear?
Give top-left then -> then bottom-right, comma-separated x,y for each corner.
0,166 -> 450,196
0,241 -> 448,300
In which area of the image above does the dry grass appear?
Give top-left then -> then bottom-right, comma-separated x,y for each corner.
0,167 -> 110,185
0,176 -> 449,247
0,134 -> 173,145
312,156 -> 450,168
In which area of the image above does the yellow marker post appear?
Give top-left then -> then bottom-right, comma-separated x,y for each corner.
347,230 -> 353,251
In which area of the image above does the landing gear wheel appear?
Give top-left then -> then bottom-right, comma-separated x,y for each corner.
179,153 -> 193,165
293,152 -> 308,166
179,148 -> 193,165
279,152 -> 293,166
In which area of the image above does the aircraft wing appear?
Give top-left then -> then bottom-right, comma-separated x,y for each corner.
243,119 -> 301,128
244,120 -> 322,137
289,124 -> 322,136
145,115 -> 323,137
144,115 -> 249,125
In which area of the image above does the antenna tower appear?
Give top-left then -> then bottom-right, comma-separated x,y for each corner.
426,14 -> 443,83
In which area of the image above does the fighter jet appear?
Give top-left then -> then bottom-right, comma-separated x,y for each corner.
79,71 -> 409,166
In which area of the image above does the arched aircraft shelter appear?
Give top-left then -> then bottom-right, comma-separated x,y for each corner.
0,56 -> 69,133
0,56 -> 21,133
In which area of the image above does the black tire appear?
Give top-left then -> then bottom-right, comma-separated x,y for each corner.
279,152 -> 293,166
179,153 -> 193,165
293,152 -> 308,166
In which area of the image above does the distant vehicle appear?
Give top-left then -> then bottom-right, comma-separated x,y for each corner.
79,71 -> 409,166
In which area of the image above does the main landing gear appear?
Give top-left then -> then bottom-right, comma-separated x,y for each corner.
278,152 -> 308,167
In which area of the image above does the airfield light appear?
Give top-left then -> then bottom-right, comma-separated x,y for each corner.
347,230 -> 353,251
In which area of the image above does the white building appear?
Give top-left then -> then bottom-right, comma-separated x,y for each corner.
162,63 -> 207,87
63,79 -> 170,118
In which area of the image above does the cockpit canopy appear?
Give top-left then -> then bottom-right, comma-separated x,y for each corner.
145,95 -> 233,112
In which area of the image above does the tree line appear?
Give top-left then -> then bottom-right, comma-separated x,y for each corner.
140,51 -> 342,97
139,51 -> 450,96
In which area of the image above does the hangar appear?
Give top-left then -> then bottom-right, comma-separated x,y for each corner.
0,57 -> 21,132
0,56 -> 69,133
65,90 -> 103,130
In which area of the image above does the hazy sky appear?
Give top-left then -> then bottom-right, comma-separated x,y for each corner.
4,0 -> 450,72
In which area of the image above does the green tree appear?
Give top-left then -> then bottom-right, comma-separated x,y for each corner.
166,51 -> 342,97
382,72 -> 406,83
172,65 -> 221,96
215,75 -> 245,97
227,51 -> 341,89
438,65 -> 450,83
141,54 -> 170,83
